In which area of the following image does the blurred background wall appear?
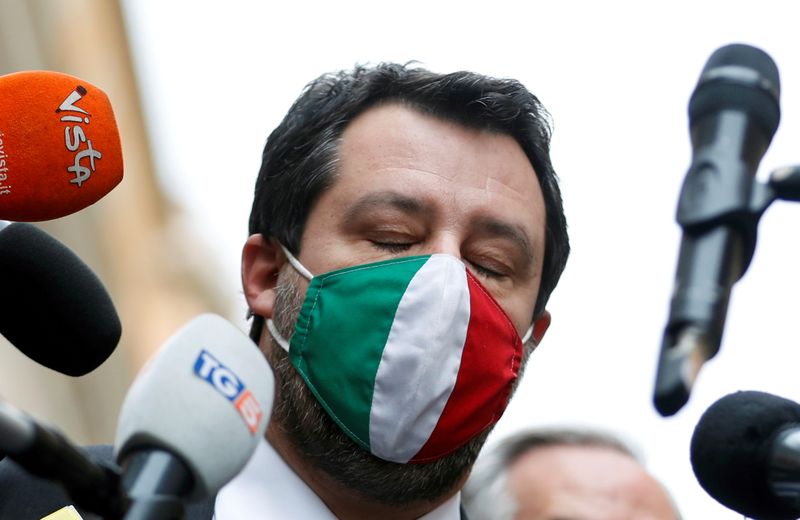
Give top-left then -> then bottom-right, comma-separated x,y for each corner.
0,0 -> 230,444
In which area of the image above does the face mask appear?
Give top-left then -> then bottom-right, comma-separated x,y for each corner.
268,246 -> 532,464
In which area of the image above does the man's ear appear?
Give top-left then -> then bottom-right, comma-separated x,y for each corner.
242,234 -> 286,319
531,310 -> 551,346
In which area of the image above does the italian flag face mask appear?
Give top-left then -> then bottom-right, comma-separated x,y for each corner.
267,246 -> 531,464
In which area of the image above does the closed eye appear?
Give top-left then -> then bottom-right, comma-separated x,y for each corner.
467,260 -> 507,279
370,240 -> 415,254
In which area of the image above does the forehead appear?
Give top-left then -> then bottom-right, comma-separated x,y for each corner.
509,445 -> 676,519
339,103 -> 541,199
334,103 -> 545,240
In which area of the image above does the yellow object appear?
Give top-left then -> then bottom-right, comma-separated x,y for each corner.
40,505 -> 83,520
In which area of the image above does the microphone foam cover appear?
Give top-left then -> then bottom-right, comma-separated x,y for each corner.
691,390 -> 800,520
115,314 -> 274,499
0,222 -> 121,375
0,70 -> 123,221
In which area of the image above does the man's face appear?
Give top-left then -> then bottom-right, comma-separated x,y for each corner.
247,102 -> 549,505
297,102 -> 546,336
508,445 -> 678,520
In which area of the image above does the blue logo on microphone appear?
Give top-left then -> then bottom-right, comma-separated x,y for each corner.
193,349 -> 262,434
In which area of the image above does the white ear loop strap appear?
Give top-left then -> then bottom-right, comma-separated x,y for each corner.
267,319 -> 291,353
265,245 -> 313,355
521,325 -> 533,344
280,244 -> 313,280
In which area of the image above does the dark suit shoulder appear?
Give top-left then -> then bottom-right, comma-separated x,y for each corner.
0,449 -> 105,520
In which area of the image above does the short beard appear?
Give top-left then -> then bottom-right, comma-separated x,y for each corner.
263,269 -> 494,506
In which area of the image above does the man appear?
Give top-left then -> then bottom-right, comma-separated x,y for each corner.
462,428 -> 680,520
0,63 -> 569,519
220,62 -> 569,519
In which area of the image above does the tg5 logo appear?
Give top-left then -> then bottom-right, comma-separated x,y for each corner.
193,350 -> 263,434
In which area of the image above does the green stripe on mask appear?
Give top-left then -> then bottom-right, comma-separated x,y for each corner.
289,255 -> 430,449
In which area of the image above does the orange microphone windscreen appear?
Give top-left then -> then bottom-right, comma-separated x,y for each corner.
0,70 -> 123,221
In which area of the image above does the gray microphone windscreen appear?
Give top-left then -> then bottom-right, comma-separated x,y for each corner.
114,314 -> 274,499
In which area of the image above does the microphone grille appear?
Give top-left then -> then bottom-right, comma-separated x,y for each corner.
702,44 -> 780,87
689,43 -> 781,139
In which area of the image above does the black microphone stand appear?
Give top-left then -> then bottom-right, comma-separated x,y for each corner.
654,165 -> 800,416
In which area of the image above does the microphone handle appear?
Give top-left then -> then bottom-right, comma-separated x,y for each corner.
122,450 -> 194,520
654,110 -> 769,416
671,225 -> 744,341
124,498 -> 184,520
654,225 -> 744,415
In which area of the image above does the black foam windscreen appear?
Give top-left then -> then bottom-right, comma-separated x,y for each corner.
689,43 -> 781,139
691,390 -> 800,520
0,222 -> 121,375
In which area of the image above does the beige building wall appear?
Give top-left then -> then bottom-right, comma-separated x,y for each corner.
0,0 -> 229,444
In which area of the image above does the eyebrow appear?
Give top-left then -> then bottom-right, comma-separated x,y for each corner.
341,191 -> 433,224
473,217 -> 535,260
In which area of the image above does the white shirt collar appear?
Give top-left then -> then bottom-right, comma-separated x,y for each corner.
215,438 -> 461,519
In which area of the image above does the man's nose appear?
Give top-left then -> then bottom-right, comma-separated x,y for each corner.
425,235 -> 462,261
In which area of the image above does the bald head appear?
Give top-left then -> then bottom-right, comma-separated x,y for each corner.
463,429 -> 680,520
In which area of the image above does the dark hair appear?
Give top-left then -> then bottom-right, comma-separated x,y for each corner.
248,63 -> 569,338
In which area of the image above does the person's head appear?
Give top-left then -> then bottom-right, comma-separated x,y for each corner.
463,428 -> 681,520
246,63 -> 568,338
242,63 -> 570,507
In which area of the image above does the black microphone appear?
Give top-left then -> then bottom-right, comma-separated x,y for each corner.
691,390 -> 800,520
0,221 -> 121,375
653,44 -> 781,416
0,399 -> 126,517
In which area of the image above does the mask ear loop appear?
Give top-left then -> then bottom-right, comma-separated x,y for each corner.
267,319 -> 291,353
266,244 -> 314,354
521,324 -> 534,344
280,244 -> 314,280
